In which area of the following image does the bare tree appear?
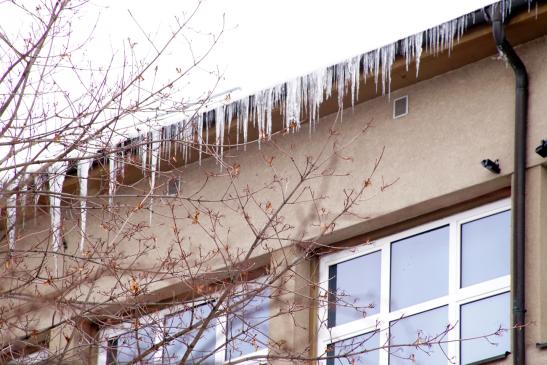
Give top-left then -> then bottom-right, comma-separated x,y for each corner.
0,1 -> 511,365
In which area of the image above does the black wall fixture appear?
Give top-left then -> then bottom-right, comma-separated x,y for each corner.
481,159 -> 501,174
536,139 -> 547,158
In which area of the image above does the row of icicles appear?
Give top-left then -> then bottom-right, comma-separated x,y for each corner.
0,0 -> 527,253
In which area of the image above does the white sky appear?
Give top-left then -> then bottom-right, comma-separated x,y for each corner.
87,0 -> 497,99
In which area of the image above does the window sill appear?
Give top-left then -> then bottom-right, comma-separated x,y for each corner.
465,351 -> 510,365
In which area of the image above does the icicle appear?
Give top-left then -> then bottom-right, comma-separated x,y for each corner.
161,127 -> 167,159
168,124 -> 175,161
380,44 -> 396,96
308,69 -> 326,128
48,161 -> 67,253
226,103 -> 234,134
215,105 -> 225,159
141,134 -> 148,174
254,91 -> 266,145
183,119 -> 193,162
149,128 -> 160,225
414,33 -> 423,77
177,121 -> 183,160
34,174 -> 45,225
239,98 -> 249,148
346,56 -> 361,108
197,114 -> 204,164
20,182 -> 27,230
78,159 -> 91,252
6,192 -> 17,251
120,150 -> 125,180
285,79 -> 302,130
335,63 -> 345,110
266,88 -> 274,137
205,112 -> 210,153
325,67 -> 334,98
108,153 -> 116,209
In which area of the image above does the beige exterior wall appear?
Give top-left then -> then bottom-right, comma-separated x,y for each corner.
4,32 -> 547,364
521,165 -> 547,364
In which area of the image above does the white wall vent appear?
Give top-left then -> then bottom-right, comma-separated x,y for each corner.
393,95 -> 408,119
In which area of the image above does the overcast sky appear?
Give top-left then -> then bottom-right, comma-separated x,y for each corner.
85,0 -> 497,98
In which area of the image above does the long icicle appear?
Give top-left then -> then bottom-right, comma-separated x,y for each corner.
6,191 -> 17,251
108,153 -> 116,209
78,159 -> 91,252
33,174 -> 45,225
149,128 -> 160,225
20,178 -> 27,230
49,161 -> 67,274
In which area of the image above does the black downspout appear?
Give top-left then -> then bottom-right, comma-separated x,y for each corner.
491,8 -> 528,365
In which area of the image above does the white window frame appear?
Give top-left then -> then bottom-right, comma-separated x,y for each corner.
317,199 -> 511,365
98,283 -> 269,365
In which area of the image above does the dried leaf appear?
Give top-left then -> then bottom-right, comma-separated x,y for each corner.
264,155 -> 275,166
321,168 -> 334,176
196,284 -> 206,294
191,211 -> 200,224
129,277 -> 140,296
229,163 -> 241,177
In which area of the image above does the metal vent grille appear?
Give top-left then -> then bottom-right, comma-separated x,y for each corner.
393,96 -> 408,119
167,177 -> 180,195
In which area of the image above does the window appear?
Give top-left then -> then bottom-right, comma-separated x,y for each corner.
326,331 -> 380,365
318,200 -> 511,365
98,284 -> 269,365
106,324 -> 158,364
225,285 -> 270,362
163,303 -> 217,365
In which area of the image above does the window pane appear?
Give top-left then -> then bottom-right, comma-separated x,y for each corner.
226,286 -> 269,360
389,306 -> 449,365
329,251 -> 381,327
460,292 -> 510,364
326,331 -> 380,365
163,303 -> 217,365
111,325 -> 157,364
390,226 -> 449,310
461,210 -> 510,287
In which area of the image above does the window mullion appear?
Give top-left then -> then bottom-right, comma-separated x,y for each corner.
379,242 -> 391,365
378,323 -> 390,365
217,314 -> 227,364
447,221 -> 460,364
153,317 -> 164,364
